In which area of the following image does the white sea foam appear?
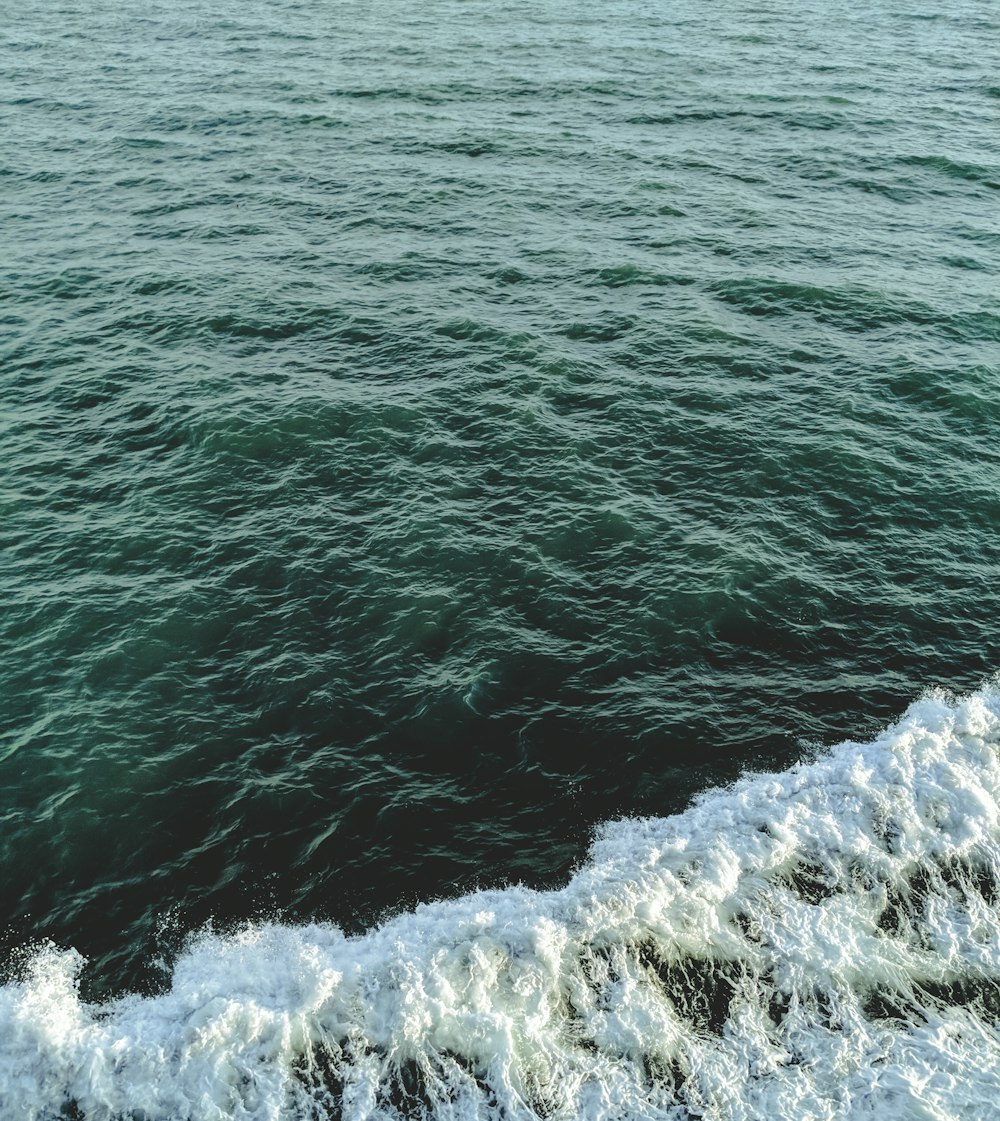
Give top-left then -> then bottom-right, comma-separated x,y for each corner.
4,684 -> 1000,1120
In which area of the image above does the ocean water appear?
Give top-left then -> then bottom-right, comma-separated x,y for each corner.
2,0 -> 1000,1117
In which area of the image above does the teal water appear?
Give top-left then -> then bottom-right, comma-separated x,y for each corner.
2,1 -> 1000,1116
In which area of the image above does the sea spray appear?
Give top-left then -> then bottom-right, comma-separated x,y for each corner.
3,684 -> 1000,1119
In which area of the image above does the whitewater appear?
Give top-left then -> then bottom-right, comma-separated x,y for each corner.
4,683 -> 1000,1121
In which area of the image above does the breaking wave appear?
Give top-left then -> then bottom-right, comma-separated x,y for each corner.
4,683 -> 1000,1120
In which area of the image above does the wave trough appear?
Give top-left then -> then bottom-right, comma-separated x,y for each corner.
5,683 -> 1000,1121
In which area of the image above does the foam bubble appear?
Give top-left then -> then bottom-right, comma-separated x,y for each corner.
4,684 -> 1000,1120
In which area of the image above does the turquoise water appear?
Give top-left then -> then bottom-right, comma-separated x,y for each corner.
2,1 -> 1000,1116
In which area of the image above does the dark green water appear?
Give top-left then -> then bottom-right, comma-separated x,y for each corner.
3,0 -> 999,1019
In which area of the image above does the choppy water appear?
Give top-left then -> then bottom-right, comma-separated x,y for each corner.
2,0 -> 1000,1117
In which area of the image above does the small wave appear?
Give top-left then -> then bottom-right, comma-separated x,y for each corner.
709,277 -> 1000,341
559,315 -> 637,343
585,264 -> 694,288
901,155 -> 1000,190
3,684 -> 1000,1119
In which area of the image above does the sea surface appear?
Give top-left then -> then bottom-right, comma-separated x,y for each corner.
2,0 -> 1000,1117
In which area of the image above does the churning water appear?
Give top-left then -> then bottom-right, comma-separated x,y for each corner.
2,0 -> 1000,1117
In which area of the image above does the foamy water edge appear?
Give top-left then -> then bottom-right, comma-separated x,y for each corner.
5,683 -> 1000,1120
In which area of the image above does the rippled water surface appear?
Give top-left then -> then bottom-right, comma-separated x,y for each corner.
2,0 -> 1000,1116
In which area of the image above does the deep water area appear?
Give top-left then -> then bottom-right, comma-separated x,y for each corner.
2,0 -> 1000,1117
